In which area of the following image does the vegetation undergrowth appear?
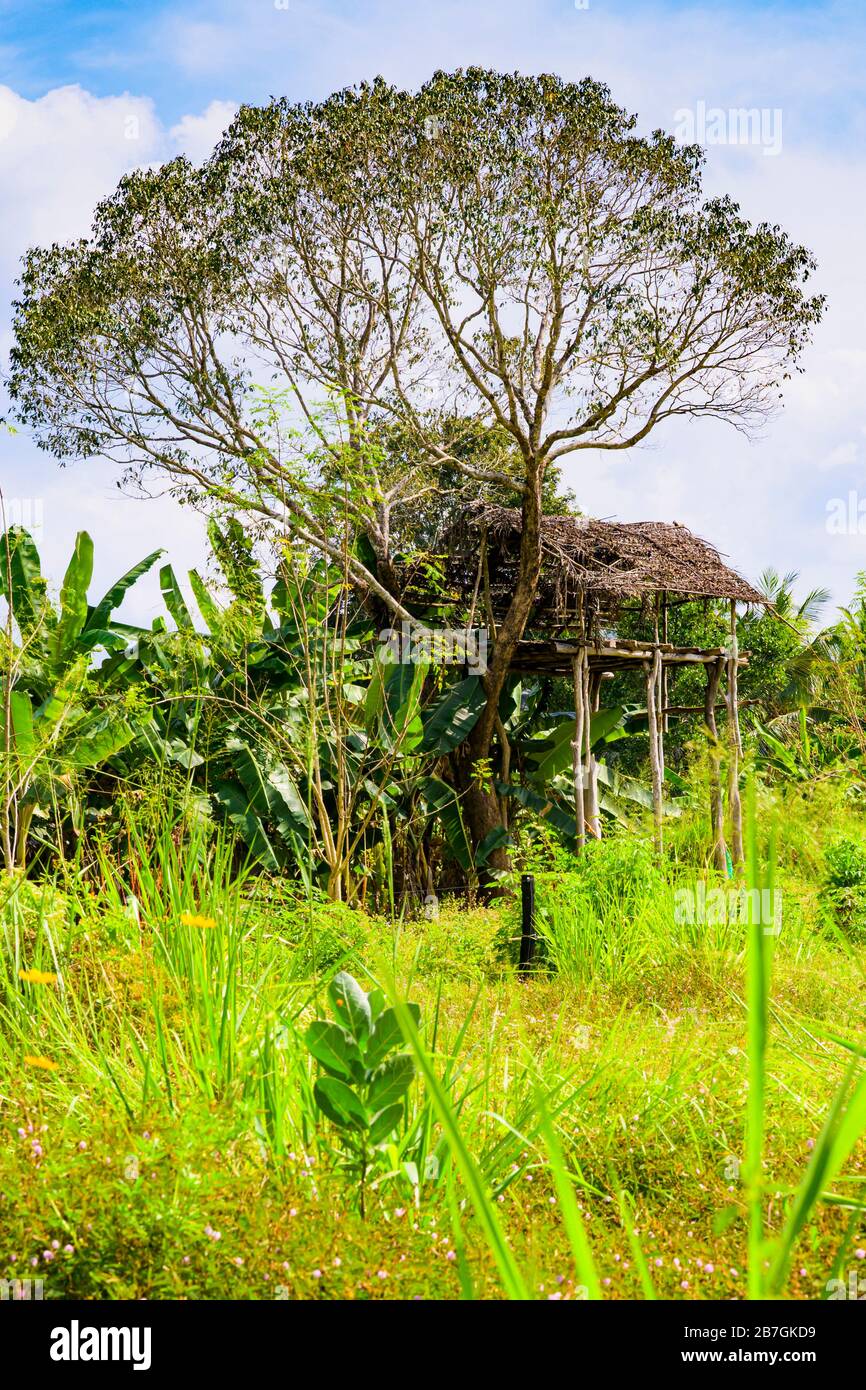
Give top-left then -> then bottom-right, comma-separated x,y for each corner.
2,788 -> 866,1302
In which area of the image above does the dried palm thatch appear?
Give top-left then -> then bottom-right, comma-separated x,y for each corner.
435,501 -> 765,626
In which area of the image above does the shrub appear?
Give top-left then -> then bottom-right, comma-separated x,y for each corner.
823,837 -> 866,889
249,885 -> 371,975
403,905 -> 510,981
573,835 -> 663,914
823,837 -> 866,941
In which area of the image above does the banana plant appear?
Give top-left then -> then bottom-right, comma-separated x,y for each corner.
1,525 -> 162,691
0,525 -> 162,868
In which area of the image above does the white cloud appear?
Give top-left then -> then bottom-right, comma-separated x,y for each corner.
0,84 -> 227,617
0,84 -> 162,285
169,98 -> 238,163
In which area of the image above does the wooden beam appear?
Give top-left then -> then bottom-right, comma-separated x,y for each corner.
663,699 -> 757,716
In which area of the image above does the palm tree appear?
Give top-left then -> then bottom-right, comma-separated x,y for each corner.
755,568 -> 837,712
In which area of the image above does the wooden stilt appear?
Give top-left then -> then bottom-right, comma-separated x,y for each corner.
656,653 -> 666,786
661,591 -> 669,735
705,656 -> 727,872
580,657 -> 599,840
587,670 -> 603,839
572,650 -> 587,852
646,650 -> 664,856
727,600 -> 744,870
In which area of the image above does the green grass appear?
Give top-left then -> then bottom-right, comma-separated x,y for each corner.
2,797 -> 866,1301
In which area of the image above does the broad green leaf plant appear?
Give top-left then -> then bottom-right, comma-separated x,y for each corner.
305,971 -> 419,1216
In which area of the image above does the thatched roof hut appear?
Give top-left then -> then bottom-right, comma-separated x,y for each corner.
407,501 -> 764,867
383,500 -> 768,866
437,502 -> 766,629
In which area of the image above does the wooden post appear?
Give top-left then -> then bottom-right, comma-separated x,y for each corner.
587,669 -> 603,840
661,591 -> 669,735
646,650 -> 664,856
572,650 -> 587,851
656,654 -> 666,786
727,600 -> 744,870
705,656 -> 728,872
519,873 -> 537,973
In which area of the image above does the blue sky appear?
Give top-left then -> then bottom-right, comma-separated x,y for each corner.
1,0 -> 865,621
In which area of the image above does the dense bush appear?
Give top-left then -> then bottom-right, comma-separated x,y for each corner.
572,835 -> 663,914
823,836 -> 866,940
823,836 -> 866,889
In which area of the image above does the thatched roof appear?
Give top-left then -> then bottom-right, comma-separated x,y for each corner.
432,502 -> 765,625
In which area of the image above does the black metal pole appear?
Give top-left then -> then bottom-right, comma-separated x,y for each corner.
519,873 -> 536,973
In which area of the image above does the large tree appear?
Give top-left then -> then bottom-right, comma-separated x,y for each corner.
8,68 -> 823,862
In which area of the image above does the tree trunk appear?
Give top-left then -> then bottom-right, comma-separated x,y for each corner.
461,463 -> 546,887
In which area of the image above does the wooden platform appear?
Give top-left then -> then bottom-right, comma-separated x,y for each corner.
507,638 -> 749,677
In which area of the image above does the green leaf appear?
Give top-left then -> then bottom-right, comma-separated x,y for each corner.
0,526 -> 47,637
9,690 -> 35,761
523,707 -> 626,784
422,676 -> 486,755
76,628 -> 129,654
159,564 -> 194,630
265,763 -> 312,835
368,1103 -> 404,1147
497,780 -> 577,841
365,1004 -> 421,1070
589,706 -> 627,748
368,988 -> 387,1023
212,781 -> 280,870
422,776 -> 472,870
64,710 -> 136,768
367,1053 -> 414,1111
305,1020 -> 360,1080
86,548 -> 163,633
314,1076 -> 369,1131
497,676 -> 522,729
208,516 -> 263,609
32,657 -> 88,737
476,825 -> 510,866
188,568 -> 223,635
51,531 -> 94,670
228,739 -> 274,817
378,659 -> 426,751
228,741 -> 311,840
329,972 -> 372,1041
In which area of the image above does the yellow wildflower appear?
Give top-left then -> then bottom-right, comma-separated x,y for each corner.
18,969 -> 59,986
24,1055 -> 59,1072
180,912 -> 217,929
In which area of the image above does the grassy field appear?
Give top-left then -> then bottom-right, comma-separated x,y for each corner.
2,786 -> 865,1302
